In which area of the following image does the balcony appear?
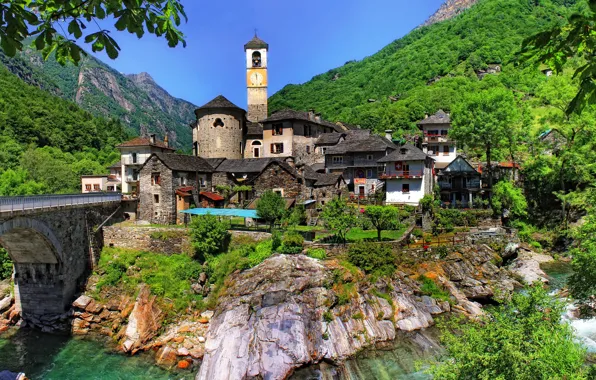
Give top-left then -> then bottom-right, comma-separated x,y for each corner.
438,179 -> 481,191
125,176 -> 139,183
380,171 -> 424,179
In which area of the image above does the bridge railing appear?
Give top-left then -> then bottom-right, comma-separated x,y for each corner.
0,193 -> 122,213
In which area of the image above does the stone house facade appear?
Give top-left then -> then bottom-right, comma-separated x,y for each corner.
418,110 -> 457,170
138,154 -> 214,224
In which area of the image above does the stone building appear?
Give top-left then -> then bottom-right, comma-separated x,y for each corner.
117,134 -> 175,194
138,153 -> 214,224
192,95 -> 246,159
324,129 -> 397,198
437,156 -> 482,207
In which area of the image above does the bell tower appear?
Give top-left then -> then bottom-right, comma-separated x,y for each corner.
245,34 -> 268,123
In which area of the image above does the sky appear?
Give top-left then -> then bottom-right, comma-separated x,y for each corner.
90,0 -> 445,109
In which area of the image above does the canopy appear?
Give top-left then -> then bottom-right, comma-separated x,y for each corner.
180,208 -> 258,218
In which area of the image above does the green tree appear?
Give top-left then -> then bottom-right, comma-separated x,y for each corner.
0,0 -> 186,64
0,168 -> 46,196
429,285 -> 589,380
321,197 -> 357,244
491,181 -> 528,219
520,0 -> 596,115
568,211 -> 596,314
364,205 -> 399,242
347,242 -> 395,276
0,248 -> 13,280
189,214 -> 231,263
256,190 -> 286,231
451,84 -> 519,204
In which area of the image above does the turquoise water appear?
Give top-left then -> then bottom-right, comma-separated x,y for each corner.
0,329 -> 194,380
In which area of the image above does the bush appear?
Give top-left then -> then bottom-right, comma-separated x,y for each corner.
418,275 -> 450,302
271,230 -> 282,251
189,214 -> 231,262
347,242 -> 396,277
323,310 -> 334,322
279,231 -> 304,254
434,245 -> 450,259
0,248 -> 13,280
307,248 -> 327,260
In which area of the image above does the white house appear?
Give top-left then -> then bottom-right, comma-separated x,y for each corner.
116,134 -> 175,194
417,110 -> 457,169
378,144 -> 434,206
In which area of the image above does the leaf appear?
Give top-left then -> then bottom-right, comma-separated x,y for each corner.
68,20 -> 83,39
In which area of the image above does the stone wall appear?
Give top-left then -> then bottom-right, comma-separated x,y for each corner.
139,156 -> 176,225
104,226 -> 192,255
196,109 -> 244,159
253,164 -> 303,199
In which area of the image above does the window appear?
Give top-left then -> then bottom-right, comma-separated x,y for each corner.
213,118 -> 224,127
107,186 -> 115,192
131,152 -> 138,164
443,145 -> 450,156
199,177 -> 206,187
272,123 -> 283,136
403,164 -> 410,174
429,145 -> 439,156
193,142 -> 199,156
440,130 -> 448,136
273,189 -> 284,197
93,184 -> 100,191
154,194 -> 160,203
321,147 -> 327,154
305,125 -> 312,137
252,51 -> 262,67
270,143 -> 284,154
402,184 -> 410,193
366,169 -> 373,178
332,156 -> 343,164
179,175 -> 187,186
428,130 -> 439,136
85,184 -> 91,191
306,145 -> 311,154
367,154 -> 373,161
152,173 -> 161,186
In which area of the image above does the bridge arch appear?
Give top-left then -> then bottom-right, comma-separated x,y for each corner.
0,217 -> 66,318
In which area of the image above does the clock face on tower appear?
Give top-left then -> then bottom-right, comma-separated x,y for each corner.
247,69 -> 267,87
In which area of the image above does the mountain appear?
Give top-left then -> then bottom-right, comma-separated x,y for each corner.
268,0 -> 580,134
421,0 -> 479,26
0,48 -> 195,149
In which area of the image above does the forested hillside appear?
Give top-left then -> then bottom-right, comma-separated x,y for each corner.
0,65 -> 129,195
0,46 -> 195,149
269,0 -> 582,135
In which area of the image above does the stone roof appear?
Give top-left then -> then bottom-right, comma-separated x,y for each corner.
152,153 -> 214,172
315,132 -> 344,146
204,158 -> 226,170
213,158 -> 297,176
262,109 -> 343,132
326,134 -> 396,154
117,137 -> 175,150
417,109 -> 451,125
246,122 -> 264,136
378,144 -> 428,162
303,166 -> 342,187
196,95 -> 244,112
244,35 -> 269,50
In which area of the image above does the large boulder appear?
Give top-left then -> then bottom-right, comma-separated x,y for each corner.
121,284 -> 163,353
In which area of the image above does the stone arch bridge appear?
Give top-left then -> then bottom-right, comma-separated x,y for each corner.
0,193 -> 123,322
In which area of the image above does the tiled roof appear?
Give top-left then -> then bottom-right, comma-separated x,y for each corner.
246,122 -> 263,136
315,132 -> 344,146
196,95 -> 244,112
326,134 -> 396,154
117,137 -> 175,150
200,191 -> 225,201
244,35 -> 269,50
152,153 -> 214,172
417,109 -> 451,125
262,109 -> 343,132
378,144 -> 428,162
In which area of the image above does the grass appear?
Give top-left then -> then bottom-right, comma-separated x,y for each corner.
95,247 -> 204,312
418,275 -> 451,303
345,227 -> 407,242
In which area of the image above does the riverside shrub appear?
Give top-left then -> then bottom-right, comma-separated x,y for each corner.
0,248 -> 13,280
347,242 -> 395,277
189,214 -> 231,262
429,285 -> 589,379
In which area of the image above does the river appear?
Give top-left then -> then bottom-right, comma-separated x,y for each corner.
0,260 -> 594,379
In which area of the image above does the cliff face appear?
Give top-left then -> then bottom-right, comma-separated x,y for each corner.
0,49 -> 195,149
197,244 -> 518,380
422,0 -> 479,27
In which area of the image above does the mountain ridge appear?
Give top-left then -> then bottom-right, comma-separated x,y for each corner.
422,0 -> 479,26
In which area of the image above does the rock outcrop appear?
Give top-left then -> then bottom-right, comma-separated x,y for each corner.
121,284 -> 164,353
509,245 -> 553,284
421,0 -> 479,27
197,244 -> 516,380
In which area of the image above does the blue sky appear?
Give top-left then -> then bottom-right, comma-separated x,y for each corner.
90,0 -> 444,108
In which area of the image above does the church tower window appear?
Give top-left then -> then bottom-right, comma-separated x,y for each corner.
252,51 -> 262,67
213,118 -> 224,127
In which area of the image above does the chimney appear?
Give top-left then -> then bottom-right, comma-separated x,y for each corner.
308,109 -> 315,121
315,113 -> 322,123
150,133 -> 156,145
385,130 -> 393,141
424,114 -> 429,119
164,134 -> 169,147
285,157 -> 296,168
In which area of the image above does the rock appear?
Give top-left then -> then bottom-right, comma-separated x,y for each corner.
122,340 -> 135,352
191,283 -> 203,295
85,300 -> 103,314
156,346 -> 178,367
199,272 -> 207,285
121,284 -> 163,353
200,310 -> 214,320
198,336 -> 205,343
198,317 -> 209,324
177,359 -> 191,369
72,295 -> 92,309
177,347 -> 190,356
189,347 -> 204,359
0,296 -> 12,314
509,251 -> 551,284
72,318 -> 90,335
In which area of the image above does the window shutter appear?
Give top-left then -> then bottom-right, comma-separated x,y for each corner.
270,144 -> 274,153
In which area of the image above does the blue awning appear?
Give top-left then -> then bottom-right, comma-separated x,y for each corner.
180,208 -> 258,218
